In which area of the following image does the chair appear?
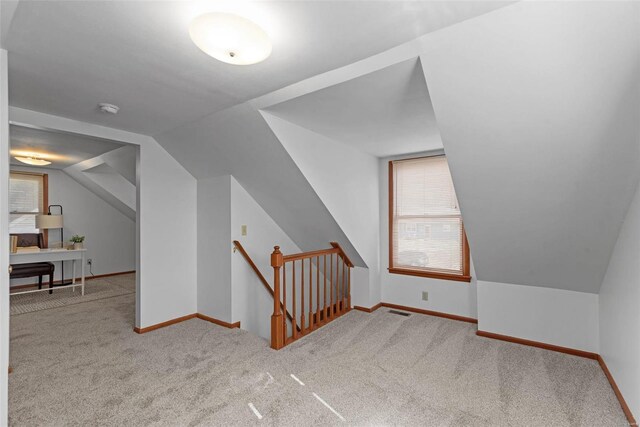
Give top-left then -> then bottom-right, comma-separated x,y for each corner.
10,233 -> 55,293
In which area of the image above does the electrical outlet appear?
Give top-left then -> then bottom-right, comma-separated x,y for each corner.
241,225 -> 247,236
87,259 -> 92,265
422,291 -> 429,301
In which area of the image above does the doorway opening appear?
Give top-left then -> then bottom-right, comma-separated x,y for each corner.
7,122 -> 139,330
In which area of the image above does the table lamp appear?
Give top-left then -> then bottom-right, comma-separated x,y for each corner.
36,205 -> 72,286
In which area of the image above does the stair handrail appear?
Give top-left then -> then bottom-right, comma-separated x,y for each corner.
232,241 -> 299,332
329,241 -> 354,267
233,240 -> 271,290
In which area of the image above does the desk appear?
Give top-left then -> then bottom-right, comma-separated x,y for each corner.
10,248 -> 86,296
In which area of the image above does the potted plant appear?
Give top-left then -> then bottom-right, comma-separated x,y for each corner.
70,235 -> 85,250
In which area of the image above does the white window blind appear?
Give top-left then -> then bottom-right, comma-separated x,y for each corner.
391,156 -> 467,276
9,172 -> 45,234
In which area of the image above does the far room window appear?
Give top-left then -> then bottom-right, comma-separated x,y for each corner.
9,171 -> 48,234
389,156 -> 470,282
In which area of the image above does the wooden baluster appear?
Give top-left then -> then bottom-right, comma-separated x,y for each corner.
292,261 -> 298,339
316,256 -> 320,328
335,255 -> 339,314
348,266 -> 351,309
330,253 -> 334,319
338,256 -> 341,313
309,257 -> 313,330
324,255 -> 328,322
300,259 -> 305,333
335,255 -> 340,315
342,259 -> 347,312
339,257 -> 343,312
337,255 -> 342,314
336,254 -> 340,315
336,254 -> 344,314
282,262 -> 287,341
270,246 -> 284,350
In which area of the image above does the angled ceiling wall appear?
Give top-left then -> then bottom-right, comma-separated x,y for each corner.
420,1 -> 640,293
264,58 -> 441,157
258,58 -> 443,304
260,112 -> 381,303
155,103 -> 366,266
63,145 -> 137,220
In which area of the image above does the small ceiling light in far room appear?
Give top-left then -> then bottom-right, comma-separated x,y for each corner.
14,156 -> 51,166
189,12 -> 272,65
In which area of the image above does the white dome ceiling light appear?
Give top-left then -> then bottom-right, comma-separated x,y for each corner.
189,13 -> 272,65
14,155 -> 52,166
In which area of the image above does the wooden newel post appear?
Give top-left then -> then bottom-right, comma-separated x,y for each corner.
271,246 -> 284,350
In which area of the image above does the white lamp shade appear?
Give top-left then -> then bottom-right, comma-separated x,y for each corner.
36,214 -> 63,229
14,156 -> 52,166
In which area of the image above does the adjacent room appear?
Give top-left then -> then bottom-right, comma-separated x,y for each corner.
8,124 -> 136,310
0,1 -> 638,426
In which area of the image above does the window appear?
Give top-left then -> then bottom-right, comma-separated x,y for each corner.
9,171 -> 48,235
389,156 -> 470,282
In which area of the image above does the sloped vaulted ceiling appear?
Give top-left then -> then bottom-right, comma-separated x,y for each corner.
264,58 -> 440,157
420,1 -> 640,293
155,103 -> 367,267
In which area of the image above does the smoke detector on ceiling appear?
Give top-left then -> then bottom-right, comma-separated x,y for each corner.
98,103 -> 119,114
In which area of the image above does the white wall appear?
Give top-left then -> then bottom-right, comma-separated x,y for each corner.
381,263 -> 478,320
136,131 -> 197,327
379,153 -> 478,319
197,175 -> 232,322
230,177 -> 303,340
197,175 -> 314,340
599,182 -> 640,419
9,107 -> 198,329
1,48 -> 11,426
10,166 -> 135,285
477,281 -> 599,353
261,112 -> 381,308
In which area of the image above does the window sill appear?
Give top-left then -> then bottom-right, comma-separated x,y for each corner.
388,267 -> 472,283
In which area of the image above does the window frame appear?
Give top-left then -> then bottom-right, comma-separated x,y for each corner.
9,170 -> 49,246
388,156 -> 471,283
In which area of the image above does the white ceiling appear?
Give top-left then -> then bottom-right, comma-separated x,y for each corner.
4,1 -> 512,136
9,124 -> 125,169
265,58 -> 442,157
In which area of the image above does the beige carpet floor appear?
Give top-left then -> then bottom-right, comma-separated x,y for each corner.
8,292 -> 627,426
10,274 -> 135,315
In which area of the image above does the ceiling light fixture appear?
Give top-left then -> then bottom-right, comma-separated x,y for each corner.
14,156 -> 52,166
189,12 -> 272,65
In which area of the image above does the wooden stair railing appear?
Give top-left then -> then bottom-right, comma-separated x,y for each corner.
271,242 -> 353,350
232,241 -> 299,332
